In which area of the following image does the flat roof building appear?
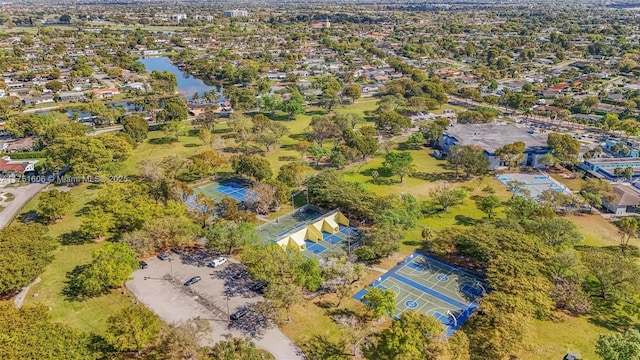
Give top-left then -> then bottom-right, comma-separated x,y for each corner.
438,123 -> 549,169
224,9 -> 248,17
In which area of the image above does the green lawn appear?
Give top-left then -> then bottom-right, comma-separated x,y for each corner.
20,183 -> 133,334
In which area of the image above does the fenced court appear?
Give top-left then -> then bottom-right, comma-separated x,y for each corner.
194,180 -> 251,202
497,172 -> 571,199
354,252 -> 486,336
256,205 -> 362,259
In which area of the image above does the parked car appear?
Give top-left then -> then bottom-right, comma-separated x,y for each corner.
207,257 -> 228,268
171,247 -> 184,255
230,308 -> 249,321
250,281 -> 267,294
157,252 -> 170,261
184,276 -> 202,286
139,261 -> 148,269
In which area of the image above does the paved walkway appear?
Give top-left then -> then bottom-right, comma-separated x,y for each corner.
13,277 -> 40,308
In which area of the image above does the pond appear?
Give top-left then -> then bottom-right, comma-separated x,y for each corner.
138,56 -> 220,100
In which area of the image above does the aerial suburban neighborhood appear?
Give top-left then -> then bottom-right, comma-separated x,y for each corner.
1,1 -> 640,360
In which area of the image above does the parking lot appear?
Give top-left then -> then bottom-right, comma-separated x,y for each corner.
126,249 -> 303,359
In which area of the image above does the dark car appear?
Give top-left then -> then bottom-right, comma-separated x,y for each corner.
230,308 -> 249,321
250,281 -> 267,294
171,247 -> 184,255
139,261 -> 148,269
184,276 -> 202,286
157,252 -> 170,261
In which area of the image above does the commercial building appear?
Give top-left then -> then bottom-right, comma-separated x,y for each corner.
579,157 -> 640,180
224,9 -> 248,17
438,123 -> 549,169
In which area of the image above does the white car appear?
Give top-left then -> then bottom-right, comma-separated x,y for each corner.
207,257 -> 228,268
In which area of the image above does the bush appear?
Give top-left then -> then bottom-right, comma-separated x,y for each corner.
1,151 -> 45,159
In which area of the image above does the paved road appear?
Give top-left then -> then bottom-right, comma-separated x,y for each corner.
126,257 -> 304,360
0,182 -> 47,228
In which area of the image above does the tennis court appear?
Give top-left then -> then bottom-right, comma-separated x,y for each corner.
354,252 -> 486,336
497,172 -> 571,199
256,206 -> 362,259
194,180 -> 251,202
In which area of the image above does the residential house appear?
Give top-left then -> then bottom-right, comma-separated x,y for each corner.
57,91 -> 85,103
22,95 -> 55,106
92,87 -> 120,99
0,156 -> 38,175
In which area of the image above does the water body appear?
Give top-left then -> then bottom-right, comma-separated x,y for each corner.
138,56 -> 219,100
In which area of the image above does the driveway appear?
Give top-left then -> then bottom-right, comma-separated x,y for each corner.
126,253 -> 304,360
0,182 -> 47,228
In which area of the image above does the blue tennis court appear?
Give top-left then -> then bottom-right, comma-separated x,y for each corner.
213,182 -> 249,201
305,240 -> 327,255
323,232 -> 343,245
354,252 -> 486,337
339,225 -> 358,235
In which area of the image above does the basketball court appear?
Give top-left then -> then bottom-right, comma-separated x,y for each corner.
354,252 -> 486,336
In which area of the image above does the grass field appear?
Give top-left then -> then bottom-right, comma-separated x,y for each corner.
19,183 -> 134,333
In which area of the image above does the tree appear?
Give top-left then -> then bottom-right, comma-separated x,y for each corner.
477,195 -> 501,219
320,88 -> 342,112
97,133 -> 134,161
80,207 -> 114,241
447,145 -> 490,178
406,132 -> 425,149
547,133 -> 580,165
580,178 -> 615,208
198,150 -> 226,179
0,304 -> 95,359
198,128 -> 212,145
124,216 -> 197,257
364,311 -> 459,360
308,145 -> 331,166
343,84 -> 361,103
37,189 -> 72,224
383,151 -> 415,183
308,115 -> 341,146
65,242 -> 139,299
596,329 -> 640,360
46,136 -> 113,177
206,334 -> 262,360
321,256 -> 365,307
231,154 -> 273,181
361,287 -> 396,320
495,141 -> 525,169
189,193 -> 217,228
245,182 -> 278,214
617,217 -> 638,250
155,319 -> 210,359
0,224 -> 57,295
45,80 -> 63,93
277,162 -> 309,187
375,111 -> 411,135
121,114 -> 149,144
195,108 -> 217,130
280,97 -> 305,119
205,220 -> 258,255
581,249 -> 640,300
420,118 -> 450,146
294,140 -> 312,159
156,98 -> 188,122
505,180 -> 530,198
531,218 -> 583,250
429,182 -> 466,212
105,305 -> 161,354
163,120 -> 188,141
260,94 -> 283,115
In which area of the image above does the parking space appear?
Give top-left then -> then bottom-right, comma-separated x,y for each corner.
126,251 -> 303,359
